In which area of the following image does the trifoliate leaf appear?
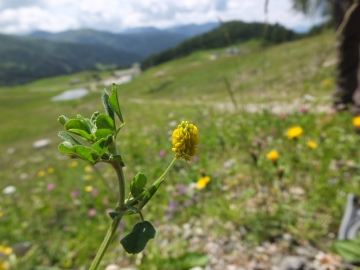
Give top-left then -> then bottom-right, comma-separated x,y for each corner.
120,221 -> 156,254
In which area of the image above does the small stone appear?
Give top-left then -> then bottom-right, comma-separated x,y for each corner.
33,139 -> 51,149
189,267 -> 203,270
279,256 -> 307,270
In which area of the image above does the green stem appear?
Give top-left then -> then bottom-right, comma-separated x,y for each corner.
89,142 -> 126,270
89,217 -> 122,270
152,158 -> 177,187
112,161 -> 126,208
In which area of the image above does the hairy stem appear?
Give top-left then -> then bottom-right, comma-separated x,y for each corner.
89,142 -> 126,270
89,217 -> 122,270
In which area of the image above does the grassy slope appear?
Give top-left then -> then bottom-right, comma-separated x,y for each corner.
1,31 -> 355,269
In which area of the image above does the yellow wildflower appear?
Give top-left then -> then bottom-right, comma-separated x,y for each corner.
172,121 -> 199,161
47,167 -> 55,174
307,140 -> 318,149
84,165 -> 92,172
353,116 -> 360,129
85,186 -> 93,192
0,211 -> 3,218
266,150 -> 279,162
286,126 -> 303,139
0,245 -> 12,255
196,176 -> 210,190
4,247 -> 11,255
84,174 -> 92,181
37,170 -> 46,177
0,262 -> 6,270
70,161 -> 78,167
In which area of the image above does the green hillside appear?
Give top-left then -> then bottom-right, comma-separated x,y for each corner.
0,34 -> 141,85
1,31 -> 357,269
141,20 -> 301,69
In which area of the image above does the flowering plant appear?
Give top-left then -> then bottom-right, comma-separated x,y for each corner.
286,126 -> 303,139
57,84 -> 198,269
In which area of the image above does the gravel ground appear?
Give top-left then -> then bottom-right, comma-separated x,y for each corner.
105,221 -> 354,270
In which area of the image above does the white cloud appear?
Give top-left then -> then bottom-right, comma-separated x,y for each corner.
0,0 -> 322,34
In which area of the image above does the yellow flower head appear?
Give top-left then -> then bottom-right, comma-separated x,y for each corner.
171,121 -> 199,161
196,176 -> 210,190
307,140 -> 317,149
37,170 -> 46,177
84,165 -> 92,172
0,245 -> 12,255
84,185 -> 93,192
353,116 -> 360,129
0,211 -> 3,218
47,167 -> 55,174
70,161 -> 78,167
266,150 -> 279,162
0,262 -> 6,270
286,126 -> 303,139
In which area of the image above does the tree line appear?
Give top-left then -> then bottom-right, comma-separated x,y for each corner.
140,21 -> 302,70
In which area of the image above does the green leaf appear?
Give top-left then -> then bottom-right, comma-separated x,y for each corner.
95,113 -> 116,140
76,115 -> 95,133
109,84 -> 124,123
58,115 -> 69,126
91,135 -> 113,156
333,239 -> 360,262
108,208 -> 138,219
95,113 -> 115,130
65,119 -> 90,133
68,129 -> 94,141
120,221 -> 156,254
101,91 -> 115,122
130,173 -> 147,199
139,179 -> 164,209
58,131 -> 81,146
91,111 -> 100,123
58,143 -> 100,164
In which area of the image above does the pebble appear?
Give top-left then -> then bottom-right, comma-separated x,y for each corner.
278,256 -> 307,270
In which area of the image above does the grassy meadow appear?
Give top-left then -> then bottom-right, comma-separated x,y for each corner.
1,30 -> 359,269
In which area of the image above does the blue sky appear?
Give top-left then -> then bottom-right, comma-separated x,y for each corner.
0,0 -> 325,34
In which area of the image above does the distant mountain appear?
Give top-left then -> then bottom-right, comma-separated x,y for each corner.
0,34 -> 141,85
165,22 -> 219,38
27,28 -> 187,58
120,26 -> 163,34
26,23 -> 220,58
120,22 -> 219,38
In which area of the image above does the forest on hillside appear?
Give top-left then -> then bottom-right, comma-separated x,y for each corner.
141,21 -> 311,70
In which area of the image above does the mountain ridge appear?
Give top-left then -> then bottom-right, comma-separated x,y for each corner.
0,33 -> 141,85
